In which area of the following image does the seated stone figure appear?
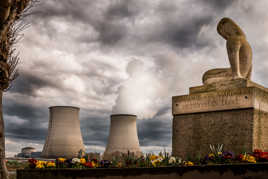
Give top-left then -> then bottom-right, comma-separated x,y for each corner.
202,17 -> 252,85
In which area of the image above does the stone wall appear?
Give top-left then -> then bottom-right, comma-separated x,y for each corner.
173,108 -> 254,158
253,110 -> 268,151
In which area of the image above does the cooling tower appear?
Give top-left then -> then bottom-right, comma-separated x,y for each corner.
104,114 -> 142,159
41,106 -> 85,158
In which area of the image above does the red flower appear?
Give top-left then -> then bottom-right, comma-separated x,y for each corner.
224,155 -> 232,159
253,149 -> 268,161
237,154 -> 244,161
260,152 -> 268,160
84,162 -> 94,168
28,158 -> 37,169
28,158 -> 37,164
254,149 -> 262,153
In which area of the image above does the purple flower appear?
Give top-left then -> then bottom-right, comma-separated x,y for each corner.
223,151 -> 235,159
101,160 -> 111,168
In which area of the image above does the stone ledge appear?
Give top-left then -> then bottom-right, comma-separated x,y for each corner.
172,86 -> 268,115
189,79 -> 268,94
17,164 -> 268,179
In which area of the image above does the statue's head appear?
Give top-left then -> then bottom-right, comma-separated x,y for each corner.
217,17 -> 245,39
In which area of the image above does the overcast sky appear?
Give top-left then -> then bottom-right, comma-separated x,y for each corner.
4,0 -> 268,157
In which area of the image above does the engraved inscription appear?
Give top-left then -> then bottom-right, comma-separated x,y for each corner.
173,88 -> 253,114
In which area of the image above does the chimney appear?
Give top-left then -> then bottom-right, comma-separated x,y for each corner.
104,114 -> 142,159
41,106 -> 85,158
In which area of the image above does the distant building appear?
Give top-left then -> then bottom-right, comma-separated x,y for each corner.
15,147 -> 41,158
22,147 -> 36,154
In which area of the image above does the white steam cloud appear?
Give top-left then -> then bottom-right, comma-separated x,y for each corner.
111,50 -> 211,120
112,59 -> 166,119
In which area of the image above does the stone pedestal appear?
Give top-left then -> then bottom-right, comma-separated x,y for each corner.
172,79 -> 268,158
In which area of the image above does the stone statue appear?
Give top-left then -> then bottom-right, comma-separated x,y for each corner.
202,17 -> 252,85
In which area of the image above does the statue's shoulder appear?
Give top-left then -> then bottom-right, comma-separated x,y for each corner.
228,36 -> 245,43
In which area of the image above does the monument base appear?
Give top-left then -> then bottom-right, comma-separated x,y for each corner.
172,79 -> 268,158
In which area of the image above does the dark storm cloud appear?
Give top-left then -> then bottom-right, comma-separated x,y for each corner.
30,0 -> 93,22
106,0 -> 137,19
97,22 -> 127,45
9,71 -> 59,96
159,16 -> 213,49
149,0 -> 234,50
200,0 -> 235,11
29,0 -> 220,50
3,101 -> 47,122
138,118 -> 171,147
6,123 -> 48,141
29,0 -> 132,46
80,115 -> 110,146
154,106 -> 170,118
3,101 -> 48,141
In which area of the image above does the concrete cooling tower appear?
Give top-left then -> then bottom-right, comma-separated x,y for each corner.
104,114 -> 142,159
41,106 -> 85,158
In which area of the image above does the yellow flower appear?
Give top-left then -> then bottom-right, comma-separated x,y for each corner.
218,152 -> 222,156
150,155 -> 158,161
47,162 -> 56,168
92,161 -> 98,168
36,164 -> 44,168
186,161 -> 194,166
36,162 -> 45,169
247,156 -> 256,163
248,159 -> 256,163
151,158 -> 162,167
248,156 -> 255,161
242,155 -> 246,161
58,158 -> 66,162
151,160 -> 158,167
208,153 -> 215,158
80,158 -> 86,164
116,162 -> 123,168
36,161 -> 47,165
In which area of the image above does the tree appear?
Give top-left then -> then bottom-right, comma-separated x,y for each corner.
0,0 -> 34,178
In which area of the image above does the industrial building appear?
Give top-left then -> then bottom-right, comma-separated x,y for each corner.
104,114 -> 142,159
41,106 -> 85,158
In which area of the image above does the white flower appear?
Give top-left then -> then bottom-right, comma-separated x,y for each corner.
71,158 -> 80,163
169,157 -> 176,164
177,158 -> 182,164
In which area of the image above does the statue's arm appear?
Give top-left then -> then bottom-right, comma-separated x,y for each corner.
227,39 -> 241,78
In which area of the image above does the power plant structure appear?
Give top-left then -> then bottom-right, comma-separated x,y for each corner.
104,114 -> 142,159
41,106 -> 85,158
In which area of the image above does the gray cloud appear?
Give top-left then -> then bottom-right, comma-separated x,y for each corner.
9,71 -> 60,96
4,101 -> 47,122
80,114 -> 110,146
200,0 -> 235,11
158,16 -> 213,49
3,100 -> 48,141
138,118 -> 171,147
105,0 -> 139,19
